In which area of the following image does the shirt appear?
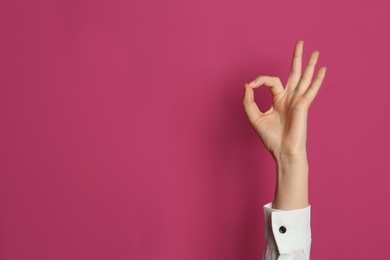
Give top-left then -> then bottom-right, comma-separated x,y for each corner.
262,202 -> 311,260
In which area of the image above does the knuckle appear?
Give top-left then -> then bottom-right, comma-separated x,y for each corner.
271,76 -> 282,83
290,68 -> 299,76
300,75 -> 308,82
300,95 -> 312,105
254,75 -> 262,81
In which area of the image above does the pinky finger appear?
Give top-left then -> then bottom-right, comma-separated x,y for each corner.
303,67 -> 327,103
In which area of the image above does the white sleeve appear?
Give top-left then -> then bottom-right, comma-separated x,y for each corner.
262,202 -> 311,260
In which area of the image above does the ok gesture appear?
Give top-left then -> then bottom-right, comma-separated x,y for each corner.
242,40 -> 327,160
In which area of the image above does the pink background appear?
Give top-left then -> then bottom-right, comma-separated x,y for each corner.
1,0 -> 389,259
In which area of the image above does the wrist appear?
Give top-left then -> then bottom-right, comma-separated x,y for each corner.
275,152 -> 308,175
274,150 -> 308,165
272,152 -> 309,210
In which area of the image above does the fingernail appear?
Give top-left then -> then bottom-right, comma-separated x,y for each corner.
249,80 -> 256,86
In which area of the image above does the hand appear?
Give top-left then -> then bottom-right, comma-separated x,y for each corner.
242,40 -> 326,160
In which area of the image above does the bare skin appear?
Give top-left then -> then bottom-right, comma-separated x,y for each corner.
242,40 -> 326,210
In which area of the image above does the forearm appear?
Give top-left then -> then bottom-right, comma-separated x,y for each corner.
272,152 -> 309,210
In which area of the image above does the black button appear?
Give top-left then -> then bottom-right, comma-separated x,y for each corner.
279,226 -> 287,234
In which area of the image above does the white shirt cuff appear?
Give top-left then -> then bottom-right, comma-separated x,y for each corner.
263,202 -> 311,255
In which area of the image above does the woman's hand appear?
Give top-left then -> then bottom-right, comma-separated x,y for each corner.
242,40 -> 326,160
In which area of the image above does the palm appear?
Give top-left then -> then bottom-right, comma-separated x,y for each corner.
252,91 -> 309,157
243,40 -> 326,158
